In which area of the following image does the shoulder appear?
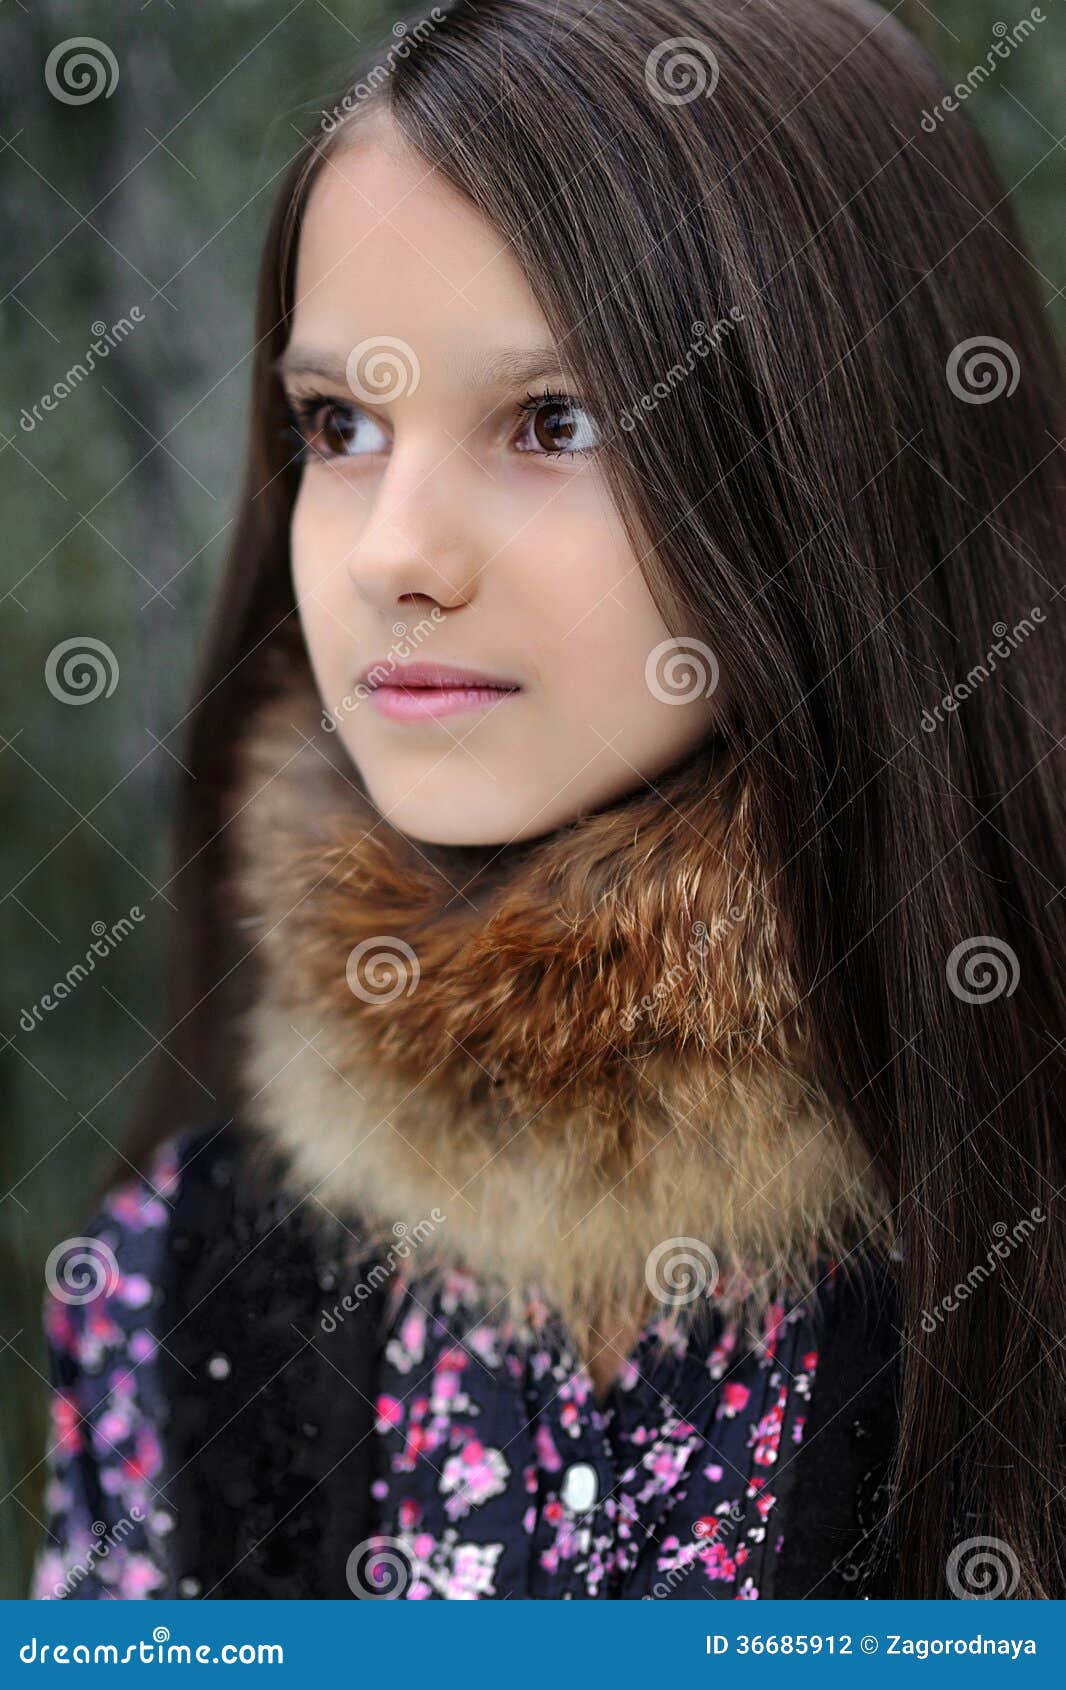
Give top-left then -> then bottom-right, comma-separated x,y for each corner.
41,1127 -> 219,1359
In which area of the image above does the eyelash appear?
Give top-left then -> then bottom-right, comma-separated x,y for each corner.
280,386 -> 596,465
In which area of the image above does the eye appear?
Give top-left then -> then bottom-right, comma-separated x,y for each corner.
281,392 -> 388,463
514,388 -> 599,457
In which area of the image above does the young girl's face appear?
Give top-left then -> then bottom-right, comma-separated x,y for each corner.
284,113 -> 718,845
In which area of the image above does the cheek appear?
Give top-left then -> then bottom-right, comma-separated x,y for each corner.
518,510 -> 672,697
290,490 -> 349,685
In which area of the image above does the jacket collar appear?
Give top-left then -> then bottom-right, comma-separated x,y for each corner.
223,626 -> 891,1352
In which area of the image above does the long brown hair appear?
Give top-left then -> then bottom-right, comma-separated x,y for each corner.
142,0 -> 1065,1598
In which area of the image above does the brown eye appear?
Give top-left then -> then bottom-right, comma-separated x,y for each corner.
282,395 -> 387,461
515,391 -> 599,456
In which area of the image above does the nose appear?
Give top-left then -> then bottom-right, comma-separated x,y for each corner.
344,444 -> 480,615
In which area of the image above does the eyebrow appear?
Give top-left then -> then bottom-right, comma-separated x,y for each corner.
273,343 -> 571,392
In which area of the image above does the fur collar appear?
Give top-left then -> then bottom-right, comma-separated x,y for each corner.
224,626 -> 890,1354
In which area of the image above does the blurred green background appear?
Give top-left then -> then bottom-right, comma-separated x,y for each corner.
1,0 -> 1062,1597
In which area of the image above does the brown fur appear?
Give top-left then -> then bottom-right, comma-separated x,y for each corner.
224,628 -> 892,1358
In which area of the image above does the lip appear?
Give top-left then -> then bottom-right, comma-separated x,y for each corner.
358,659 -> 522,723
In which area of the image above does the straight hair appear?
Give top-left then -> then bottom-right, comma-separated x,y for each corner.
137,0 -> 1065,1599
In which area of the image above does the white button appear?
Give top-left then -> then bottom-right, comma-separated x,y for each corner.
560,1462 -> 599,1514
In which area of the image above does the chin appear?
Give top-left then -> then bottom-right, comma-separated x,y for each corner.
363,779 -> 563,849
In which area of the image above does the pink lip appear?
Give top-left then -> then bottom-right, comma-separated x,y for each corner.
359,660 -> 522,723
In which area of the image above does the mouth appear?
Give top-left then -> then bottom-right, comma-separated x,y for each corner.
359,660 -> 523,723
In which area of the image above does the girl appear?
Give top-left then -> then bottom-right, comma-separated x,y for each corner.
31,0 -> 1064,1601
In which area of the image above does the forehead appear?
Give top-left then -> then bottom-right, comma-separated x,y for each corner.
291,121 -> 550,368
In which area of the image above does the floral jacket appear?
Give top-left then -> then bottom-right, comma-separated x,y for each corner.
31,1124 -> 901,1600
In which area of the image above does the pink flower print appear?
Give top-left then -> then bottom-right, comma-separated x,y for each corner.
31,1549 -> 67,1599
110,1273 -> 152,1311
751,1400 -> 785,1467
51,1392 -> 82,1457
735,1576 -> 760,1599
128,1329 -> 156,1364
646,1445 -> 687,1488
385,1309 -> 426,1373
43,1299 -> 77,1353
440,1441 -> 510,1520
108,1187 -> 167,1231
398,1497 -> 422,1530
97,1406 -> 131,1445
375,1394 -> 404,1431
699,1540 -> 738,1582
124,1423 -> 161,1483
721,1381 -> 750,1416
534,1422 -> 562,1473
120,1553 -> 167,1597
444,1541 -> 503,1599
